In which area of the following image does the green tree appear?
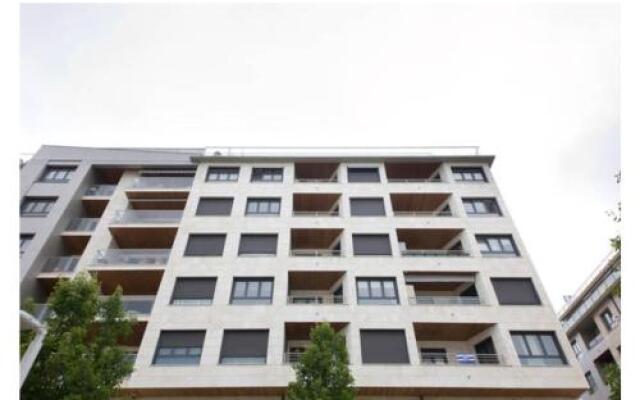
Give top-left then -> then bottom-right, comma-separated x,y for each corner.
607,171 -> 621,251
604,362 -> 621,400
287,322 -> 355,400
21,272 -> 135,400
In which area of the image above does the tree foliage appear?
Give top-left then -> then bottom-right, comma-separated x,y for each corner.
604,362 -> 621,400
287,322 -> 355,400
21,273 -> 135,400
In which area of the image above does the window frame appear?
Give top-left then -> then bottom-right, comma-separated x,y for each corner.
219,329 -> 269,365
206,167 -> 240,182
238,234 -> 278,256
599,308 -> 617,331
360,329 -> 410,364
585,371 -> 597,394
349,197 -> 386,217
510,331 -> 567,367
20,197 -> 57,217
476,235 -> 520,257
245,197 -> 281,216
152,330 -> 206,366
347,167 -> 381,183
195,197 -> 234,216
170,277 -> 217,306
39,165 -> 77,183
491,278 -> 541,305
250,167 -> 284,182
356,277 -> 399,305
20,233 -> 34,256
352,234 -> 392,256
462,198 -> 502,216
230,277 -> 274,305
451,167 -> 487,182
183,234 -> 226,257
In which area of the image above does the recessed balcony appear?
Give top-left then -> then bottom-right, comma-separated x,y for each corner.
61,217 -> 99,254
82,184 -> 117,217
290,228 -> 343,257
283,322 -> 348,363
294,162 -> 339,183
92,249 -> 171,268
413,322 -> 502,366
390,193 -> 452,217
405,272 -> 481,305
397,228 -> 468,257
385,162 -> 442,183
287,271 -> 345,305
109,210 -> 181,248
130,176 -> 194,190
292,193 -> 340,216
89,249 -> 167,295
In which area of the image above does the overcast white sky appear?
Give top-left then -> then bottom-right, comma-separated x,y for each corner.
20,3 -> 619,310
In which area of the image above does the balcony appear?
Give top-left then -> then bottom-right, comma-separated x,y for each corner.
390,193 -> 452,217
385,161 -> 442,183
405,272 -> 481,305
109,210 -> 181,248
66,218 -> 99,231
283,322 -> 348,364
290,229 -> 343,257
92,249 -> 171,267
61,217 -> 100,254
130,176 -> 194,189
85,184 -> 116,197
292,193 -> 340,216
397,229 -> 468,257
90,250 -> 166,296
122,296 -> 155,317
83,184 -> 117,218
112,210 -> 183,224
294,162 -> 339,183
40,256 -> 79,274
288,271 -> 345,305
413,322 -> 502,366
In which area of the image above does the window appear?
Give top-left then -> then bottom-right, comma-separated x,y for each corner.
451,167 -> 487,182
196,198 -> 233,216
246,198 -> 281,215
231,278 -> 274,304
463,198 -> 501,216
511,331 -> 566,366
352,234 -> 392,256
219,330 -> 269,364
570,339 -> 582,357
491,278 -> 541,305
251,168 -> 283,182
21,197 -> 56,217
357,278 -> 398,304
360,330 -> 409,364
184,234 -> 226,256
347,167 -> 380,183
600,309 -> 618,331
421,348 -> 448,365
206,167 -> 239,182
238,234 -> 278,256
40,165 -> 76,183
585,371 -> 597,394
20,234 -> 34,256
153,330 -> 206,365
350,198 -> 386,216
476,235 -> 519,256
170,278 -> 216,305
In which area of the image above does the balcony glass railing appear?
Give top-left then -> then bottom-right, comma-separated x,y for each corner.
65,218 -> 99,232
586,335 -> 604,350
287,295 -> 344,305
85,184 -> 116,196
292,210 -> 340,217
387,177 -> 443,183
410,296 -> 481,305
112,210 -> 183,224
131,176 -> 193,189
93,249 -> 170,266
290,249 -> 342,257
421,352 -> 501,366
121,298 -> 155,315
41,256 -> 79,273
394,210 -> 452,217
401,249 -> 469,257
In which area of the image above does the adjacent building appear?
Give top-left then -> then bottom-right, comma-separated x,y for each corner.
558,251 -> 621,400
20,145 -> 587,399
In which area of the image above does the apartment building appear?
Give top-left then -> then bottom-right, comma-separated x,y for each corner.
558,251 -> 621,400
20,145 -> 587,399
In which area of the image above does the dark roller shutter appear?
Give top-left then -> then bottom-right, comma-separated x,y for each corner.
196,198 -> 233,216
348,168 -> 381,183
220,330 -> 269,359
239,234 -> 278,255
352,234 -> 392,255
185,234 -> 226,256
157,330 -> 206,347
350,198 -> 386,216
172,278 -> 216,301
491,278 -> 541,305
360,330 -> 409,364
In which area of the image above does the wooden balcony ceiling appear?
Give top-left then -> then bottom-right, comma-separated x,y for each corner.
290,229 -> 342,248
293,193 -> 340,211
82,198 -> 109,218
61,234 -> 90,255
413,322 -> 493,341
109,226 -> 177,248
126,190 -> 190,200
96,270 -> 163,296
95,168 -> 125,184
385,162 -> 440,179
285,322 -> 349,340
129,199 -> 186,210
288,271 -> 344,290
396,229 -> 462,249
294,162 -> 339,179
391,193 -> 450,211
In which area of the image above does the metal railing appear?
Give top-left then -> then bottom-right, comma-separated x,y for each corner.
421,352 -> 502,366
401,249 -> 469,257
93,249 -> 170,266
587,335 -> 604,350
290,249 -> 342,257
394,210 -> 452,217
112,209 -> 183,224
65,218 -> 99,232
85,184 -> 116,196
131,176 -> 193,189
292,210 -> 340,217
287,295 -> 344,305
284,352 -> 305,364
41,256 -> 79,273
410,296 -> 481,305
387,178 -> 443,183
